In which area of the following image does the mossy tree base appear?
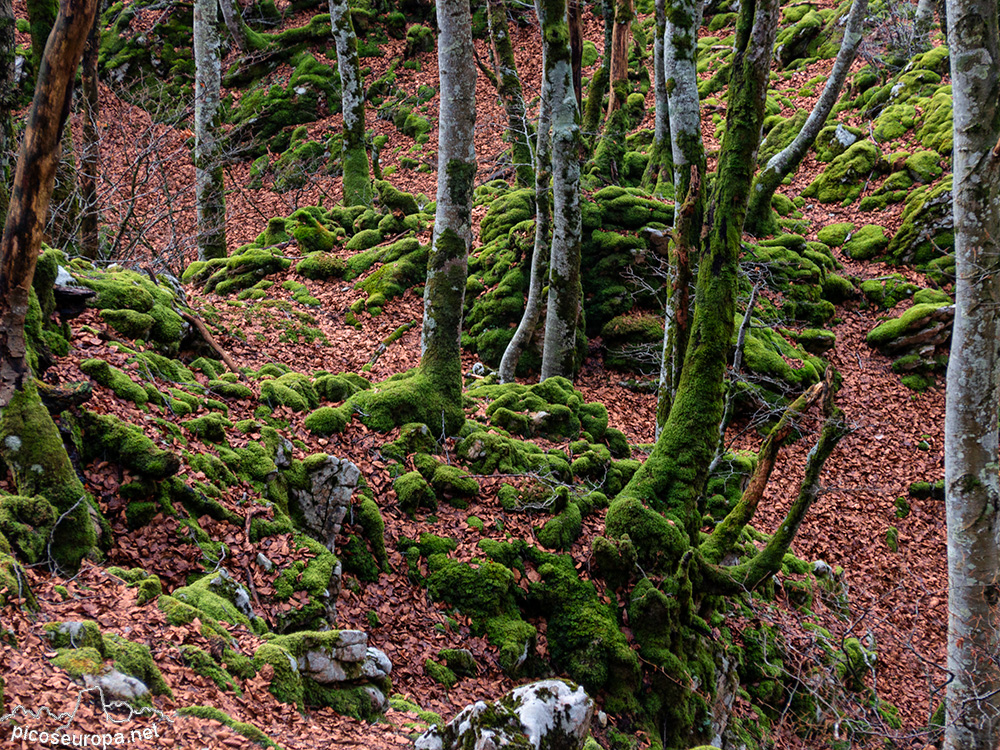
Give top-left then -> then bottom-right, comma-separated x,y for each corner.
349,368 -> 465,436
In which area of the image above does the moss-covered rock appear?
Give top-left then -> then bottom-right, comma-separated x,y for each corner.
802,141 -> 883,204
842,224 -> 889,260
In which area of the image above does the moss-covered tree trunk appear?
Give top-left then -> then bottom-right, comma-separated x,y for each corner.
0,0 -> 101,572
419,0 -> 476,410
194,0 -> 227,260
641,0 -> 671,194
487,0 -> 534,188
582,0 -> 612,134
655,0 -> 705,430
943,0 -> 1000,746
218,0 -> 249,51
0,0 -> 14,227
569,0 -> 582,107
329,0 -> 372,207
26,0 -> 57,73
539,0 -> 583,381
605,0 -> 632,116
498,44 -> 553,382
79,10 -> 100,259
744,0 -> 867,237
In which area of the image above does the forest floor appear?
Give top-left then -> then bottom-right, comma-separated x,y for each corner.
0,3 -> 952,750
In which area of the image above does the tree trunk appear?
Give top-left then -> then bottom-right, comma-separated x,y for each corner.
944,0 -> 1000,746
329,0 -> 372,207
0,0 -> 14,226
605,0 -> 632,116
79,9 -> 100,259
744,0 -> 867,237
218,0 -> 249,51
0,0 -> 101,573
569,0 -> 582,108
26,0 -> 57,73
539,0 -> 582,381
487,0 -> 534,188
582,0 -> 612,134
194,0 -> 227,260
498,47 -> 553,382
420,0 -> 476,399
641,0 -> 671,194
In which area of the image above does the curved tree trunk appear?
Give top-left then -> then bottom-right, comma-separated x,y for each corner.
487,0 -> 534,188
498,51 -> 552,383
420,0 -> 476,399
194,0 -> 227,260
330,0 -> 372,207
605,0 -> 632,116
744,0 -> 867,237
642,0 -> 671,194
218,0 -> 249,51
79,10 -> 100,259
539,0 -> 582,381
944,0 -> 1000,746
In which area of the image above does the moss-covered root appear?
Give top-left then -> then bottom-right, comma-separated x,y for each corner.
348,368 -> 465,435
0,382 -> 101,571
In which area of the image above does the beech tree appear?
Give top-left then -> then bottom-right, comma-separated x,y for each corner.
0,0 -> 14,225
329,0 -> 372,207
486,0 -> 533,188
539,0 -> 583,381
79,10 -> 100,258
943,0 -> 1000,745
0,0 -> 102,572
194,0 -> 228,260
605,0 -> 633,115
744,0 -> 867,236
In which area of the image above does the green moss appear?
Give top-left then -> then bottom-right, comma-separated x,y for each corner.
537,501 -> 583,550
357,498 -> 388,569
0,494 -> 55,564
183,413 -> 233,443
843,224 -> 889,260
296,252 -> 346,280
103,633 -> 172,696
423,657 -> 457,687
394,471 -> 436,516
866,302 -> 951,348
802,141 -> 882,204
0,552 -> 36,609
80,411 -> 180,479
303,405 -> 351,435
44,620 -> 104,652
80,358 -> 148,405
816,222 -> 854,247
252,643 -> 305,709
52,647 -> 104,678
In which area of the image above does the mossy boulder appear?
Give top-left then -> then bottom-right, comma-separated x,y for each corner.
866,302 -> 954,353
601,313 -> 663,374
817,222 -> 854,247
802,141 -> 883,204
843,224 -> 889,260
886,176 -> 953,267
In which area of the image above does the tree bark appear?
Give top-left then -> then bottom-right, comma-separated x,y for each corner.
539,0 -> 583,381
420,0 -> 476,397
744,0 -> 867,237
329,0 -> 372,206
498,46 -> 552,383
487,0 -> 534,188
569,0 -> 582,108
582,0 -> 613,134
642,0 -> 671,194
944,0 -> 1000,746
605,0 -> 632,116
218,0 -> 249,51
1,0 -> 98,406
79,9 -> 100,259
194,0 -> 227,260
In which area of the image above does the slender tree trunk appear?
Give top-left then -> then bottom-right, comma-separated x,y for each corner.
26,0 -> 57,73
642,0 -> 671,194
218,0 -> 249,51
79,9 -> 100,259
0,0 -> 15,226
569,0 -> 582,108
944,0 -> 1000,746
606,0 -> 632,116
487,0 -> 534,188
539,0 -> 582,381
582,0 -> 612,133
194,0 -> 227,260
330,0 -> 372,207
745,0 -> 867,236
498,53 -> 552,382
420,0 -> 476,396
613,0 -> 779,542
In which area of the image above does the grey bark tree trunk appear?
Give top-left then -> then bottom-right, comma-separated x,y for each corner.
218,0 -> 249,51
744,0 -> 867,236
487,0 -> 534,188
419,0 -> 476,392
194,0 -> 227,260
642,0 -> 671,194
329,0 -> 372,207
539,0 -> 582,381
498,41 -> 552,383
944,0 -> 1000,746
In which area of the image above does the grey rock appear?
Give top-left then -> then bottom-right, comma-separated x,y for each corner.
291,455 -> 361,551
83,670 -> 149,702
